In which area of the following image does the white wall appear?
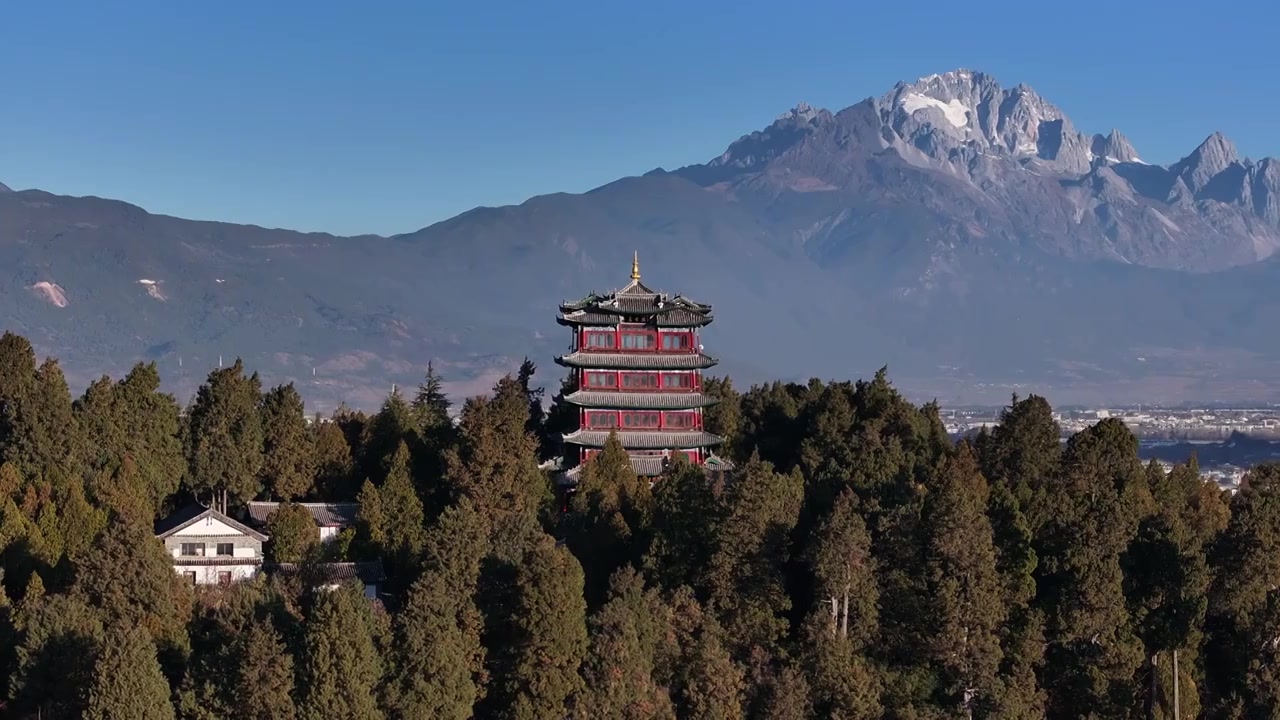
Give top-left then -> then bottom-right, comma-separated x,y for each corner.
173,564 -> 259,585
171,517 -> 244,537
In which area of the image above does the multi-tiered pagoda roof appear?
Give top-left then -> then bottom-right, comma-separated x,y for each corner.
553,254 -> 730,483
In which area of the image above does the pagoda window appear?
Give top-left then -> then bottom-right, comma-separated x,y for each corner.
620,331 -> 656,350
585,371 -> 618,388
664,412 -> 697,429
584,331 -> 615,349
661,332 -> 692,350
621,372 -> 660,390
622,411 -> 661,428
586,411 -> 619,428
661,372 -> 694,389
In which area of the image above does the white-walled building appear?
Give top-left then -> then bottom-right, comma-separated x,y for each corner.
155,504 -> 269,586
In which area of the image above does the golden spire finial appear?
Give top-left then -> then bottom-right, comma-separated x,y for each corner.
630,251 -> 641,281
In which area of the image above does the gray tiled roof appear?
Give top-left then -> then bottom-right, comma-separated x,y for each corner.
558,452 -> 736,484
564,391 -> 718,409
272,560 -> 386,584
155,504 -> 269,542
245,502 -> 359,528
562,455 -> 669,481
561,429 -> 723,449
557,309 -> 712,327
555,351 -> 718,370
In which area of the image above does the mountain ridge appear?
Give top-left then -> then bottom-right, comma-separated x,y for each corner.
4,68 -> 1280,409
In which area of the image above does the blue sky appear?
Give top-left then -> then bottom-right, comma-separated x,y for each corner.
0,0 -> 1271,236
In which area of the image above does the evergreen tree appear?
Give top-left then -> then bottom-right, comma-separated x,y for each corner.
804,490 -> 881,719
701,376 -> 741,461
755,664 -> 812,720
355,479 -> 387,555
1036,419 -> 1146,719
669,590 -> 745,720
259,383 -> 316,500
84,623 -> 175,720
516,357 -> 546,442
185,359 -> 264,512
540,374 -> 577,462
576,569 -> 676,720
76,364 -> 186,516
490,535 -> 588,720
644,454 -> 722,593
380,441 -> 427,579
1204,463 -> 1280,717
975,394 -> 1062,511
71,516 -> 191,657
411,361 -> 452,434
0,334 -> 41,475
566,433 -> 653,605
706,452 -> 803,661
392,570 -> 480,720
445,376 -> 550,560
9,592 -> 103,718
920,446 -> 1005,717
360,388 -> 418,485
266,502 -> 319,564
233,619 -> 297,720
312,418 -> 357,501
297,583 -> 384,720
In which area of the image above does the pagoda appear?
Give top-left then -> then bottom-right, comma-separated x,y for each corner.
554,253 -> 727,481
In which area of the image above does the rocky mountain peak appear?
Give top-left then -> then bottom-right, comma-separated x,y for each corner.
777,102 -> 825,124
1172,131 -> 1241,191
877,69 -> 1092,175
1091,129 -> 1142,164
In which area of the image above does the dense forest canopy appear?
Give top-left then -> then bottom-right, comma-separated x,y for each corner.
0,330 -> 1275,719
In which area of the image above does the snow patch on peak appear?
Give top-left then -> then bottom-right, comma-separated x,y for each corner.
137,279 -> 166,301
30,281 -> 68,308
900,93 -> 970,129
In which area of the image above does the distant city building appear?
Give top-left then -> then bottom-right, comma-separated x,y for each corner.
554,254 -> 729,482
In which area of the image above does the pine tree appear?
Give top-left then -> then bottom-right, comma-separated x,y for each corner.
360,388 -> 418,485
492,535 -> 588,720
380,441 -> 427,581
297,583 -> 384,720
259,383 -> 316,500
411,361 -> 452,434
701,376 -> 741,461
1036,419 -> 1146,718
1204,463 -> 1280,716
566,433 -> 653,605
516,357 -> 546,442
71,516 -> 190,656
312,418 -> 357,501
576,569 -> 676,720
706,452 -> 803,661
669,591 -> 745,720
84,623 -> 175,720
355,479 -> 387,556
540,374 -> 577,462
0,334 -> 40,474
920,446 -> 1005,716
266,502 -> 319,564
185,359 -> 264,513
804,489 -> 881,719
76,364 -> 186,515
445,376 -> 551,560
10,592 -> 103,718
644,454 -> 722,593
233,619 -> 297,720
755,664 -> 812,720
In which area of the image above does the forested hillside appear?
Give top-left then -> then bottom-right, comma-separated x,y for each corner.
0,330 -> 1276,718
